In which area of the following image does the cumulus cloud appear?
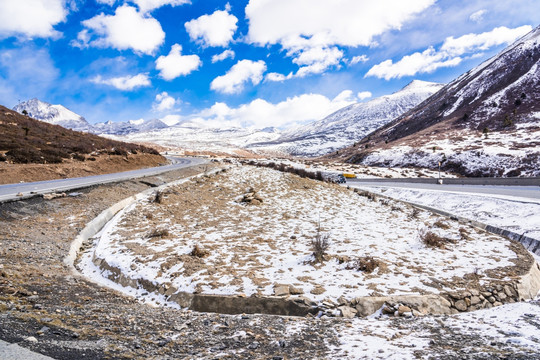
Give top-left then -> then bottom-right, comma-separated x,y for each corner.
194,91 -> 358,128
155,44 -> 201,80
75,5 -> 165,55
132,0 -> 190,13
91,73 -> 151,90
211,49 -> 235,63
469,9 -> 487,23
265,72 -> 293,82
245,0 -> 432,78
0,0 -> 67,39
152,92 -> 178,112
96,0 -> 116,5
357,91 -> 373,101
366,25 -> 532,80
350,55 -> 369,65
210,60 -> 266,94
185,6 -> 238,47
246,0 -> 434,49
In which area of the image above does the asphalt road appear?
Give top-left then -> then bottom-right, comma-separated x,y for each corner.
347,180 -> 540,201
0,157 -> 208,203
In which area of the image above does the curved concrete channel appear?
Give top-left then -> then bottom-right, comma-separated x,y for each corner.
67,169 -> 540,318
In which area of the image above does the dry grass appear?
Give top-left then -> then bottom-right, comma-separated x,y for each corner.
434,220 -> 450,229
147,228 -> 170,239
310,225 -> 330,264
190,245 -> 209,258
419,228 -> 447,249
345,256 -> 380,273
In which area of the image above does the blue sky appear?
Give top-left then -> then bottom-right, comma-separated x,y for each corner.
0,0 -> 538,129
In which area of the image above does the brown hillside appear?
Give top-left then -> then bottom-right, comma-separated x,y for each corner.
0,105 -> 160,164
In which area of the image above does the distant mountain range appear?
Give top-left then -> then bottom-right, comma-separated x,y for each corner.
248,80 -> 444,157
332,25 -> 540,177
13,81 -> 443,157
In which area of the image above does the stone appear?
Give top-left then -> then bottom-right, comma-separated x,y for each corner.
25,336 -> 38,343
397,305 -> 412,316
454,300 -> 468,311
493,301 -> 503,307
487,296 -> 496,303
464,298 -> 471,307
382,304 -> 395,315
481,292 -> 492,298
289,285 -> 304,295
469,289 -> 480,296
470,296 -> 481,305
338,306 -> 358,319
274,285 -> 290,297
503,285 -> 516,298
497,292 -> 507,300
337,296 -> 348,306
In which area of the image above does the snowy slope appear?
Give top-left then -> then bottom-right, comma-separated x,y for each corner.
339,25 -> 540,177
249,81 -> 443,157
93,118 -> 169,135
13,98 -> 92,132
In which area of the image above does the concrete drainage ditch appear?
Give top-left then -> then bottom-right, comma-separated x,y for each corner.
66,168 -> 540,319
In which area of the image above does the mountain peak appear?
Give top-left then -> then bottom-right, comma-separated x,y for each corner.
14,98 -> 91,132
400,80 -> 443,92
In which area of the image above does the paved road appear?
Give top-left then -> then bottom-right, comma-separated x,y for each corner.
347,180 -> 540,201
0,339 -> 55,360
0,157 -> 208,203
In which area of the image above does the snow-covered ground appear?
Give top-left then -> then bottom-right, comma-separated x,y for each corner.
81,166 -> 521,305
352,185 -> 540,242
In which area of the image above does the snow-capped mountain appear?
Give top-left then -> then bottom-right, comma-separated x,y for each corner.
92,118 -> 169,135
108,121 -> 282,156
336,25 -> 540,177
248,80 -> 444,157
13,98 -> 92,132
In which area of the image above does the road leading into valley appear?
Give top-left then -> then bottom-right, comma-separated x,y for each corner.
346,178 -> 540,201
0,157 -> 208,203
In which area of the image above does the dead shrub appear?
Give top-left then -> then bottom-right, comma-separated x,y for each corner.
409,208 -> 420,219
310,224 -> 330,263
190,245 -> 209,258
459,227 -> 472,240
154,190 -> 164,204
433,220 -> 450,229
147,228 -> 169,239
356,190 -> 376,201
419,228 -> 446,249
345,256 -> 380,273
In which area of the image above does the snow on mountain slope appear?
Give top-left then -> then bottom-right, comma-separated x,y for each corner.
248,80 -> 444,157
92,118 -> 169,135
106,122 -> 282,156
13,98 -> 92,132
338,25 -> 540,177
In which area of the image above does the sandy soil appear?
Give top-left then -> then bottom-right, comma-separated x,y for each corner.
0,153 -> 166,185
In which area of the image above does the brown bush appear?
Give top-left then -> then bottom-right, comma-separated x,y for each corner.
433,220 -> 450,229
310,227 -> 330,264
147,228 -> 169,238
419,229 -> 447,249
190,245 -> 209,258
345,256 -> 380,273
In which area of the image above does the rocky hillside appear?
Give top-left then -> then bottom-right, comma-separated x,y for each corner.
333,25 -> 540,177
249,80 -> 444,157
0,105 -> 160,164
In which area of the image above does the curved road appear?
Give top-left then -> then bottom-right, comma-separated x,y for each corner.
0,157 -> 208,203
347,179 -> 540,201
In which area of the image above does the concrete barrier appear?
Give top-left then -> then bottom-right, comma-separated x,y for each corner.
348,177 -> 540,186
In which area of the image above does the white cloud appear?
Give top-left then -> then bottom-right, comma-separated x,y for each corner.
293,46 -> 343,77
155,44 -> 201,80
91,73 -> 151,90
185,6 -> 238,47
469,9 -> 487,23
246,0 -> 435,49
77,5 -> 165,55
96,0 -> 116,5
210,60 -> 266,94
350,55 -> 369,65
265,72 -> 293,82
0,0 -> 67,39
152,91 -> 178,112
132,0 -> 190,13
196,91 -> 358,128
211,49 -> 235,63
357,91 -> 373,101
366,25 -> 532,80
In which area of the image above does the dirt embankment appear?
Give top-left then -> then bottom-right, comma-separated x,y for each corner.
0,153 -> 166,185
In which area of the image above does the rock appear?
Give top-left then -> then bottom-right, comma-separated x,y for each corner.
310,285 -> 326,295
25,336 -> 38,343
337,296 -> 348,306
247,341 -> 259,349
16,192 -> 24,197
454,300 -> 468,311
412,310 -> 424,317
382,304 -> 395,315
289,285 -> 304,295
338,306 -> 358,319
481,291 -> 492,298
487,296 -> 496,303
397,305 -> 412,316
493,301 -> 503,307
464,298 -> 471,307
470,296 -> 481,305
469,289 -> 480,296
274,285 -> 290,297
503,285 -> 516,298
497,292 -> 507,300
